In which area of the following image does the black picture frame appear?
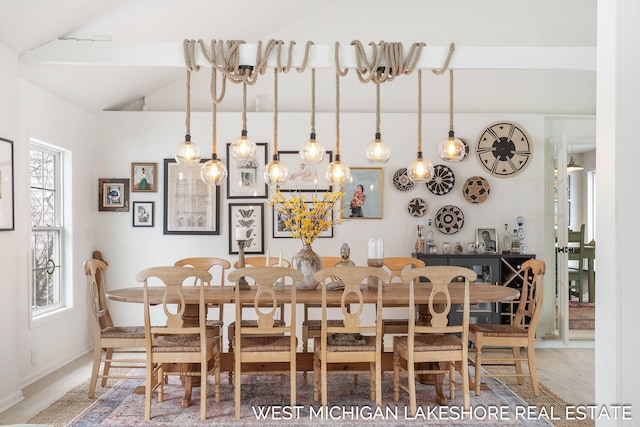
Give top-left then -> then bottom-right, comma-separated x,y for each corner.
226,142 -> 268,198
163,158 -> 220,235
228,203 -> 264,254
98,178 -> 130,212
132,201 -> 155,227
272,193 -> 334,239
276,150 -> 333,192
0,138 -> 14,231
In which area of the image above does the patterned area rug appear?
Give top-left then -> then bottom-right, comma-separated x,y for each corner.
26,367 -> 593,427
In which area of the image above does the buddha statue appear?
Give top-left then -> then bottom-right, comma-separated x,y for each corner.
336,243 -> 355,267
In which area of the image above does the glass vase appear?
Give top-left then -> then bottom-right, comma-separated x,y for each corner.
291,244 -> 322,290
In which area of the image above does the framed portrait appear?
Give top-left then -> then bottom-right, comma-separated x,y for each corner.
476,227 -> 498,253
272,198 -> 334,239
0,138 -> 15,231
226,142 -> 268,198
163,159 -> 220,235
276,150 -> 333,192
341,168 -> 383,219
131,162 -> 157,192
229,203 -> 264,254
98,178 -> 130,212
132,201 -> 154,227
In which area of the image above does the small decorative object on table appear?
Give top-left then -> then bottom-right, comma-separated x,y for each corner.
367,238 -> 384,289
336,243 -> 355,267
269,188 -> 344,290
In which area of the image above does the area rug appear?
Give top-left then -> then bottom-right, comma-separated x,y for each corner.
26,367 -> 592,427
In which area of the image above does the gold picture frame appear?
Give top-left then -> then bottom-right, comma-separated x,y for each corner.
131,162 -> 157,192
341,168 -> 383,219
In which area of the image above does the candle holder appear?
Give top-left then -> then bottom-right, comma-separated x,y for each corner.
236,239 -> 250,290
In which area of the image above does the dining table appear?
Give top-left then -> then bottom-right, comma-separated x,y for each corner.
107,282 -> 519,406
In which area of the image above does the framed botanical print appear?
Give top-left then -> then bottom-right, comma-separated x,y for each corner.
163,159 -> 220,235
131,162 -> 157,192
98,178 -> 130,212
228,203 -> 264,254
0,138 -> 14,231
132,201 -> 154,227
276,150 -> 333,192
341,168 -> 383,219
226,142 -> 268,198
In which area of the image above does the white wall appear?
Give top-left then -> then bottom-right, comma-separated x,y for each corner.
95,110 -> 552,348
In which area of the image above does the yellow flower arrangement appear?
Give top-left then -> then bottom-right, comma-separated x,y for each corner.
269,188 -> 345,246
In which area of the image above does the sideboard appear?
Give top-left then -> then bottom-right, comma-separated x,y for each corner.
412,253 -> 536,325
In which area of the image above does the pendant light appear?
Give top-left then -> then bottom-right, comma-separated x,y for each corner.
365,79 -> 391,164
567,156 -> 584,172
299,68 -> 326,164
325,45 -> 351,185
264,68 -> 289,186
174,39 -> 202,166
407,70 -> 434,183
200,66 -> 227,186
229,76 -> 257,161
438,69 -> 466,161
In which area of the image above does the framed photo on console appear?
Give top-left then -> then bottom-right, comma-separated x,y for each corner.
476,227 -> 498,253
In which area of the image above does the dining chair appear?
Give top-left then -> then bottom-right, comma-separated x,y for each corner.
227,267 -> 304,419
84,258 -> 146,398
312,266 -> 389,407
468,259 -> 546,397
174,257 -> 231,338
393,265 -> 476,415
568,224 -> 585,301
137,266 -> 221,421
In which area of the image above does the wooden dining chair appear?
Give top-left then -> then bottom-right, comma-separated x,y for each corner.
393,265 -> 475,415
568,224 -> 585,301
174,257 -> 231,338
468,259 -> 546,397
227,267 -> 304,419
312,266 -> 389,407
137,266 -> 221,421
84,258 -> 146,398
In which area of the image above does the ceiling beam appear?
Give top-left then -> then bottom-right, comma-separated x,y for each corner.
20,39 -> 596,71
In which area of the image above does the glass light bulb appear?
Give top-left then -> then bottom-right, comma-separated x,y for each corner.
407,155 -> 434,183
200,158 -> 228,186
175,136 -> 202,166
229,132 -> 256,160
365,136 -> 391,164
325,160 -> 351,185
299,138 -> 325,164
263,160 -> 289,186
438,136 -> 466,162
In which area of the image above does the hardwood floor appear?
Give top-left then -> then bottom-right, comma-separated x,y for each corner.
0,347 -> 595,424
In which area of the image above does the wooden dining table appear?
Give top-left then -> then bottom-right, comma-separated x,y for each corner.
107,282 -> 519,406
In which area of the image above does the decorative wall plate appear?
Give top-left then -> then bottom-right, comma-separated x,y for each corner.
476,122 -> 532,177
459,138 -> 470,160
407,198 -> 427,217
392,168 -> 415,191
462,175 -> 491,203
434,205 -> 464,234
426,164 -> 455,195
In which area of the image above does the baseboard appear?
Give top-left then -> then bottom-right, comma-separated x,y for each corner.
0,390 -> 25,414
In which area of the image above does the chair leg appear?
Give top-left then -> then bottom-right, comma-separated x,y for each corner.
369,362 -> 375,401
527,345 -> 540,396
474,343 -> 482,396
460,358 -> 470,411
302,329 -> 308,385
214,352 -> 221,403
407,355 -> 417,417
513,347 -> 524,385
228,325 -> 234,385
88,345 -> 102,397
144,362 -> 154,420
234,351 -> 241,419
393,350 -> 400,402
101,348 -> 113,386
200,364 -> 208,421
321,357 -> 328,407
313,353 -> 320,402
448,362 -> 455,400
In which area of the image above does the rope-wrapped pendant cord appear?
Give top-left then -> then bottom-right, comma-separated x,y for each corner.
311,68 -> 316,136
273,68 -> 279,155
242,81 -> 248,132
417,69 -> 423,153
375,81 -> 381,135
183,39 -> 200,136
448,69 -> 455,132
334,42 -> 349,156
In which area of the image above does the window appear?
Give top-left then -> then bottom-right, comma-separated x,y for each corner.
587,170 -> 596,242
30,142 -> 64,316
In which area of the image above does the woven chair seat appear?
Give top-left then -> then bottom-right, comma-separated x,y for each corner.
230,319 -> 285,328
381,318 -> 430,327
302,319 -> 344,330
101,326 -> 145,339
469,323 -> 528,338
238,335 -> 295,352
206,319 -> 223,328
313,335 -> 377,352
152,335 -> 216,353
394,334 -> 462,352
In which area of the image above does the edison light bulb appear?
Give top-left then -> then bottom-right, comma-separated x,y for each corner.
438,133 -> 466,162
230,130 -> 256,160
175,135 -> 202,166
365,133 -> 391,164
299,135 -> 325,164
407,153 -> 434,183
325,160 -> 351,185
264,159 -> 289,187
200,158 -> 228,186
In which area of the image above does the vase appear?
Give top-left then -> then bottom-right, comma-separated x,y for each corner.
291,244 -> 322,290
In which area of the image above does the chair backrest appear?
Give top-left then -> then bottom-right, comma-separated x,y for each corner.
320,256 -> 342,269
174,257 -> 231,286
402,266 -> 476,337
228,267 -> 303,332
84,258 -> 114,332
233,256 -> 291,268
384,257 -> 426,282
513,259 -> 546,333
568,224 -> 585,269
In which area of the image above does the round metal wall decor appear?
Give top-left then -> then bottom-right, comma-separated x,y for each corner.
392,168 -> 415,192
407,198 -> 427,217
426,164 -> 455,195
462,175 -> 491,203
434,205 -> 464,234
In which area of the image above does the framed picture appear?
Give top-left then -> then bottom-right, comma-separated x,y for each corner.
131,162 -> 157,192
132,201 -> 154,227
341,168 -> 383,219
163,159 -> 220,235
0,138 -> 14,231
98,178 -> 130,212
226,142 -> 268,198
476,227 -> 498,253
229,203 -> 264,254
272,198 -> 334,239
276,150 -> 333,192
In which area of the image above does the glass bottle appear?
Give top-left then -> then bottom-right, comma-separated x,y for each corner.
510,229 -> 521,254
442,241 -> 451,254
516,216 -> 526,254
426,218 -> 436,253
415,225 -> 425,254
501,223 -> 511,254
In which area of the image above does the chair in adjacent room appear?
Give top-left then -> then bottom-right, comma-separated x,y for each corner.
312,266 -> 389,407
84,258 -> 146,398
393,266 -> 475,415
568,224 -> 586,301
137,266 -> 221,421
468,259 -> 546,397
227,267 -> 303,419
